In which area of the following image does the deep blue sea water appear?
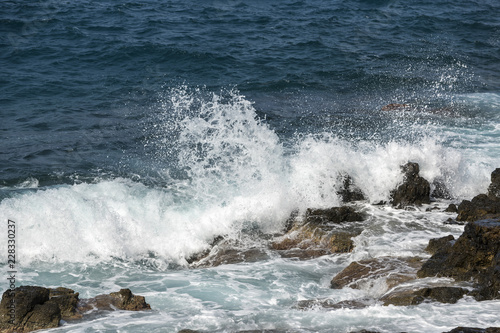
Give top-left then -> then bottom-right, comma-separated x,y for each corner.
1,1 -> 500,332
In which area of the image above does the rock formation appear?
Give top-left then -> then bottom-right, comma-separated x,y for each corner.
0,286 -> 150,333
390,162 -> 431,208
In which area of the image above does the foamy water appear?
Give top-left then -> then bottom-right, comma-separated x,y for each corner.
1,89 -> 499,332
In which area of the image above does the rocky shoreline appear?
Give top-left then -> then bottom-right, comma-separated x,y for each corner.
1,164 -> 499,332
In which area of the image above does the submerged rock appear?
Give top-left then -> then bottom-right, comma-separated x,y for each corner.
417,219 -> 500,301
390,162 -> 431,208
0,286 -> 150,333
271,206 -> 364,259
330,257 -> 423,291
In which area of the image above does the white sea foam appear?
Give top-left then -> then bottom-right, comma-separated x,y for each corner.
0,88 -> 496,266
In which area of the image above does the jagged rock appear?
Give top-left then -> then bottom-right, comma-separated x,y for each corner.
0,286 -> 59,333
457,169 -> 500,222
424,235 -> 455,255
457,194 -> 500,222
271,207 -> 364,259
330,257 -> 423,291
381,286 -> 468,306
78,289 -> 151,313
417,219 -> 500,301
0,286 -> 151,333
337,174 -> 366,203
390,162 -> 431,208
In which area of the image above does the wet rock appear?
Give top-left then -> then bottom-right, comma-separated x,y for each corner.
304,206 -> 364,225
330,257 -> 423,291
417,219 -> 500,301
337,174 -> 366,203
457,194 -> 500,222
381,286 -> 468,306
0,286 -> 61,333
424,235 -> 455,255
78,288 -> 151,313
445,204 -> 458,213
443,327 -> 500,333
457,169 -> 500,222
272,207 -> 364,259
390,162 -> 431,208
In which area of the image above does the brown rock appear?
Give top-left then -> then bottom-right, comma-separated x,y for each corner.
0,286 -> 59,333
271,206 -> 364,259
330,257 -> 422,291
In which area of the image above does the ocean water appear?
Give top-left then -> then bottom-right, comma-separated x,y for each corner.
1,0 -> 500,332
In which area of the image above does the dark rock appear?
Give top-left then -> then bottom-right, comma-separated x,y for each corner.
487,168 -> 500,200
444,218 -> 466,225
457,194 -> 500,222
78,288 -> 151,313
21,302 -> 60,333
305,206 -> 365,224
381,286 -> 468,306
457,169 -> 500,222
191,245 -> 269,268
390,162 -> 431,208
337,174 -> 366,203
330,257 -> 423,291
417,219 -> 500,300
0,286 -> 150,332
445,204 -> 458,213
178,330 -> 201,333
0,286 -> 59,333
424,235 -> 455,255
